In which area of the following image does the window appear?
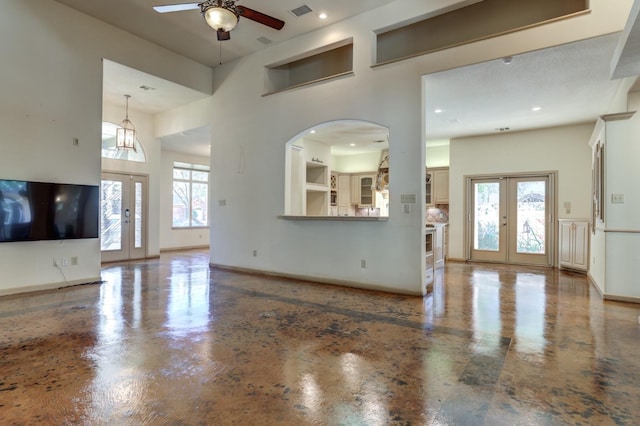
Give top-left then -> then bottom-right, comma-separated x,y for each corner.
172,162 -> 209,228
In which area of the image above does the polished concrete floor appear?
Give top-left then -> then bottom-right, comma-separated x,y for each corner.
1,250 -> 639,425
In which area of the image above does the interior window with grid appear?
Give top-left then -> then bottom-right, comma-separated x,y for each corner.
172,163 -> 209,228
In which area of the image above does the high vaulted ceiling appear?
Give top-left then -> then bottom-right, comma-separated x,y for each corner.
53,0 -> 396,68
56,0 -> 640,157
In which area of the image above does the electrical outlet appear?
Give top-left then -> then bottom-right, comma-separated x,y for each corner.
361,259 -> 366,268
403,204 -> 411,214
253,249 -> 257,257
611,194 -> 624,204
71,256 -> 78,266
218,199 -> 227,206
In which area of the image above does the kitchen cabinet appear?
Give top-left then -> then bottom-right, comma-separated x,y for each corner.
558,219 -> 590,272
337,174 -> 351,215
426,167 -> 449,206
427,224 -> 447,269
425,229 -> 435,290
351,174 -> 376,207
434,225 -> 445,269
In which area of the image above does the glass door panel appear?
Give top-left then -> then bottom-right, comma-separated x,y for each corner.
508,177 -> 549,265
101,180 -> 123,251
473,182 -> 501,251
134,181 -> 143,249
470,179 -> 506,262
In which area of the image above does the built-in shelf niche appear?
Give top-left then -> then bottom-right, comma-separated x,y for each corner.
265,38 -> 354,95
374,0 -> 589,66
306,162 -> 327,185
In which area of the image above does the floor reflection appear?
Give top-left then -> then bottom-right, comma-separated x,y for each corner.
1,251 -> 639,425
514,272 -> 547,356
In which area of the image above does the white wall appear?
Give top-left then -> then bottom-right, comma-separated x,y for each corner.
449,123 -> 594,260
0,0 -> 212,294
193,0 -> 629,294
160,150 -> 211,250
333,152 -> 381,173
603,93 -> 640,298
426,144 -> 450,168
588,79 -> 640,300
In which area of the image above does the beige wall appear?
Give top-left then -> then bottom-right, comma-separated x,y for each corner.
448,123 -> 594,260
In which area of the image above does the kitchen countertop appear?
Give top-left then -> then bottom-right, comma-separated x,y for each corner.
280,215 -> 389,222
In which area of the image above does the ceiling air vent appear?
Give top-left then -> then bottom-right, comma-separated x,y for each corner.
257,36 -> 273,45
290,5 -> 312,17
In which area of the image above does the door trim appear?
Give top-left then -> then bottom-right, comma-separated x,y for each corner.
464,171 -> 556,267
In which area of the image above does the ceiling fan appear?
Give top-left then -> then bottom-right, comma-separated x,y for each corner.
153,0 -> 285,41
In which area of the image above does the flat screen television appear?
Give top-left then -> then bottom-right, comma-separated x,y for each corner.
0,179 -> 99,243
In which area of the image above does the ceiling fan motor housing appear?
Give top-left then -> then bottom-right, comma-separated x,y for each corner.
200,0 -> 239,32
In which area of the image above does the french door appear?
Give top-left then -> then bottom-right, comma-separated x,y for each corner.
468,174 -> 553,266
100,172 -> 148,262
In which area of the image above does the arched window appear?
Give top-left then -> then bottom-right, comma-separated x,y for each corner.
101,121 -> 147,162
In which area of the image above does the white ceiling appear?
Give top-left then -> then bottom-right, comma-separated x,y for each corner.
303,121 -> 389,156
54,0 -> 396,68
424,32 -> 628,141
60,1 -> 640,157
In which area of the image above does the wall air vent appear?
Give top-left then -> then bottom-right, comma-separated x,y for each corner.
290,5 -> 313,17
257,36 -> 273,45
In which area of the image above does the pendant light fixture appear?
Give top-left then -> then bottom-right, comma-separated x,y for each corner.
116,94 -> 137,152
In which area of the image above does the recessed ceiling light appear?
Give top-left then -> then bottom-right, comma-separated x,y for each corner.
310,130 -> 316,134
350,143 -> 356,147
531,106 -> 542,112
502,56 -> 513,65
319,12 -> 327,19
434,109 -> 443,114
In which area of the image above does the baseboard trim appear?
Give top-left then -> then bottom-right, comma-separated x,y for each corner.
160,245 -> 209,252
0,276 -> 103,298
587,273 -> 604,298
603,294 -> 640,304
209,263 -> 423,296
586,274 -> 640,304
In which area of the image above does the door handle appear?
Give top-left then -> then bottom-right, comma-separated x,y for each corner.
124,208 -> 130,223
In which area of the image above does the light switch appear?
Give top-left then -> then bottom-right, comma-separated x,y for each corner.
400,193 -> 417,204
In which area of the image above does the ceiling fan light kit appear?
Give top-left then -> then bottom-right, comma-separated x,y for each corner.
201,0 -> 239,32
154,1 -> 285,41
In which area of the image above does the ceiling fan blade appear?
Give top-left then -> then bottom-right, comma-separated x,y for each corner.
238,6 -> 285,30
153,3 -> 200,13
217,30 -> 231,41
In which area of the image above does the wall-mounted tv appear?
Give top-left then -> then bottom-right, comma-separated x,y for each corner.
0,179 -> 99,243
